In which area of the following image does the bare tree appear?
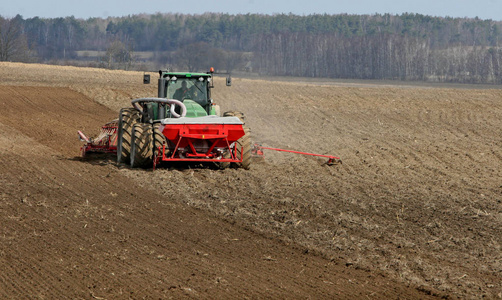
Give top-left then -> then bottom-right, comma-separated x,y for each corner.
224,51 -> 244,73
0,16 -> 31,62
175,42 -> 230,72
176,42 -> 208,72
104,39 -> 134,69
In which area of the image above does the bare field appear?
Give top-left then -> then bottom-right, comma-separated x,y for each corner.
0,62 -> 501,299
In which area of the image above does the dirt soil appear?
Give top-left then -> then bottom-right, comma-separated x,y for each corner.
0,62 -> 501,299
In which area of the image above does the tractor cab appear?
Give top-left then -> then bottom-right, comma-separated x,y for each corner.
167,77 -> 208,104
142,71 -> 218,121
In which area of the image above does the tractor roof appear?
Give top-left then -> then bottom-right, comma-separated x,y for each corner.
160,71 -> 211,78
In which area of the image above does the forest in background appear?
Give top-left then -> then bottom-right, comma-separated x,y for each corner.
1,12 -> 502,83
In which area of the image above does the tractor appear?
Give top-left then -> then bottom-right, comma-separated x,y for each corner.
78,69 -> 340,167
116,69 -> 251,169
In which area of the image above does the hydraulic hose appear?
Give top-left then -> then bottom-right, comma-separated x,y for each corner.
131,97 -> 187,118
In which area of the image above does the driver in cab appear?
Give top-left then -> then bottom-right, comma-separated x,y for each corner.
173,81 -> 191,101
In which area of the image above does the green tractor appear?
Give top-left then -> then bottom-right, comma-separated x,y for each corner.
116,69 -> 251,169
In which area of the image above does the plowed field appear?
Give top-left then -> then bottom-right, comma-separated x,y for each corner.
0,62 -> 501,299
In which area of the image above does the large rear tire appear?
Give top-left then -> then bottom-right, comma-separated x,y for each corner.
234,126 -> 252,170
117,108 -> 140,164
223,111 -> 245,123
131,123 -> 153,168
222,111 -> 251,170
130,123 -> 166,168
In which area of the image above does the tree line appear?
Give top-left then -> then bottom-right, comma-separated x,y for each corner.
1,13 -> 502,83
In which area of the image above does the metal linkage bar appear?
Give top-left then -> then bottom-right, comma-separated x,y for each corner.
252,144 -> 341,165
153,143 -> 243,170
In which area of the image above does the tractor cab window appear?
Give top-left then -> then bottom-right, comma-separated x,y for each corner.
167,78 -> 208,103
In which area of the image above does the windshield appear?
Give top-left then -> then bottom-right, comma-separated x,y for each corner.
167,78 -> 208,102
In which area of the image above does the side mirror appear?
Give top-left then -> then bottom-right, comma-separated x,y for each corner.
143,74 -> 150,84
226,75 -> 232,86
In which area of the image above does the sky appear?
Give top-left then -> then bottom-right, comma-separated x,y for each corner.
2,0 -> 502,21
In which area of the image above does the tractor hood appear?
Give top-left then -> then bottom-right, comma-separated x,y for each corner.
182,99 -> 209,118
161,115 -> 243,125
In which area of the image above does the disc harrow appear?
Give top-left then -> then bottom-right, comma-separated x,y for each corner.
78,120 -> 118,157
